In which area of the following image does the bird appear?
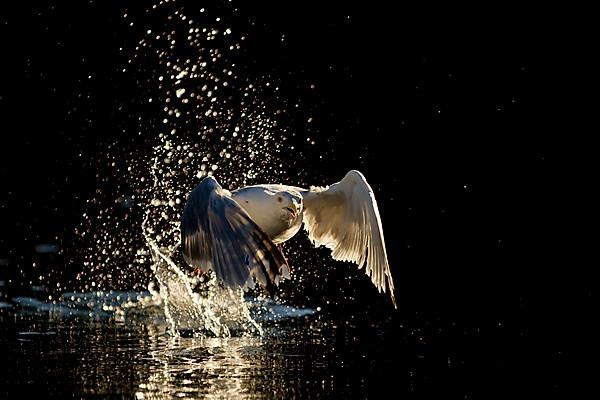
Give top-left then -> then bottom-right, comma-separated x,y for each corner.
180,170 -> 396,308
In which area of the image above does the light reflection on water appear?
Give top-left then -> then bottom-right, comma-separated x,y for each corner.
141,335 -> 267,399
1,303 -> 356,399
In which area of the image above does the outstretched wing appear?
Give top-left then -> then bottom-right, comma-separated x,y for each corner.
301,170 -> 396,308
181,176 -> 289,294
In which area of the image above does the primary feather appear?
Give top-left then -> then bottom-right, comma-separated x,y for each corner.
301,170 -> 396,308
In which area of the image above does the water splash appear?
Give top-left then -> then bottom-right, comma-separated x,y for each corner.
144,224 -> 262,337
73,0 -> 295,336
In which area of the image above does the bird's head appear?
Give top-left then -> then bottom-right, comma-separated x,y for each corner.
273,190 -> 303,223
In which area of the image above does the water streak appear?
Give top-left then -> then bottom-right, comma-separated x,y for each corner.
73,0 -> 295,336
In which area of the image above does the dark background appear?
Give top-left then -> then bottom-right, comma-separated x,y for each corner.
0,0 -> 595,398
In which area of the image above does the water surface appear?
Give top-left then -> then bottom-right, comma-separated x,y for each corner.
1,293 -> 397,399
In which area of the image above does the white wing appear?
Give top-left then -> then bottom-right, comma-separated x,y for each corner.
181,176 -> 288,294
302,170 -> 396,308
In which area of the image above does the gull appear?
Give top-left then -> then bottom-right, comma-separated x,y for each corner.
181,170 -> 396,308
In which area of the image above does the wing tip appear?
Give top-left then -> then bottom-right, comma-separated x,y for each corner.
389,288 -> 398,309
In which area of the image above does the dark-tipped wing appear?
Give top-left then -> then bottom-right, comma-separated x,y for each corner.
181,176 -> 288,293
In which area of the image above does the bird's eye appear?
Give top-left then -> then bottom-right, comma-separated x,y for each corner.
277,197 -> 283,202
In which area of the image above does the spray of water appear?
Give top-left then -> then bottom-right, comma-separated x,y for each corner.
73,0 -> 299,336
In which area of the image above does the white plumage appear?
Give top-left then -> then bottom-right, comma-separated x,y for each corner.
181,170 -> 396,308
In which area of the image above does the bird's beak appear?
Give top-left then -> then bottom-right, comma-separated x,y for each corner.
293,199 -> 301,210
284,207 -> 297,219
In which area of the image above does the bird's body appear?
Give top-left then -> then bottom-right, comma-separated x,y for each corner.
181,170 -> 396,307
231,185 -> 304,243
